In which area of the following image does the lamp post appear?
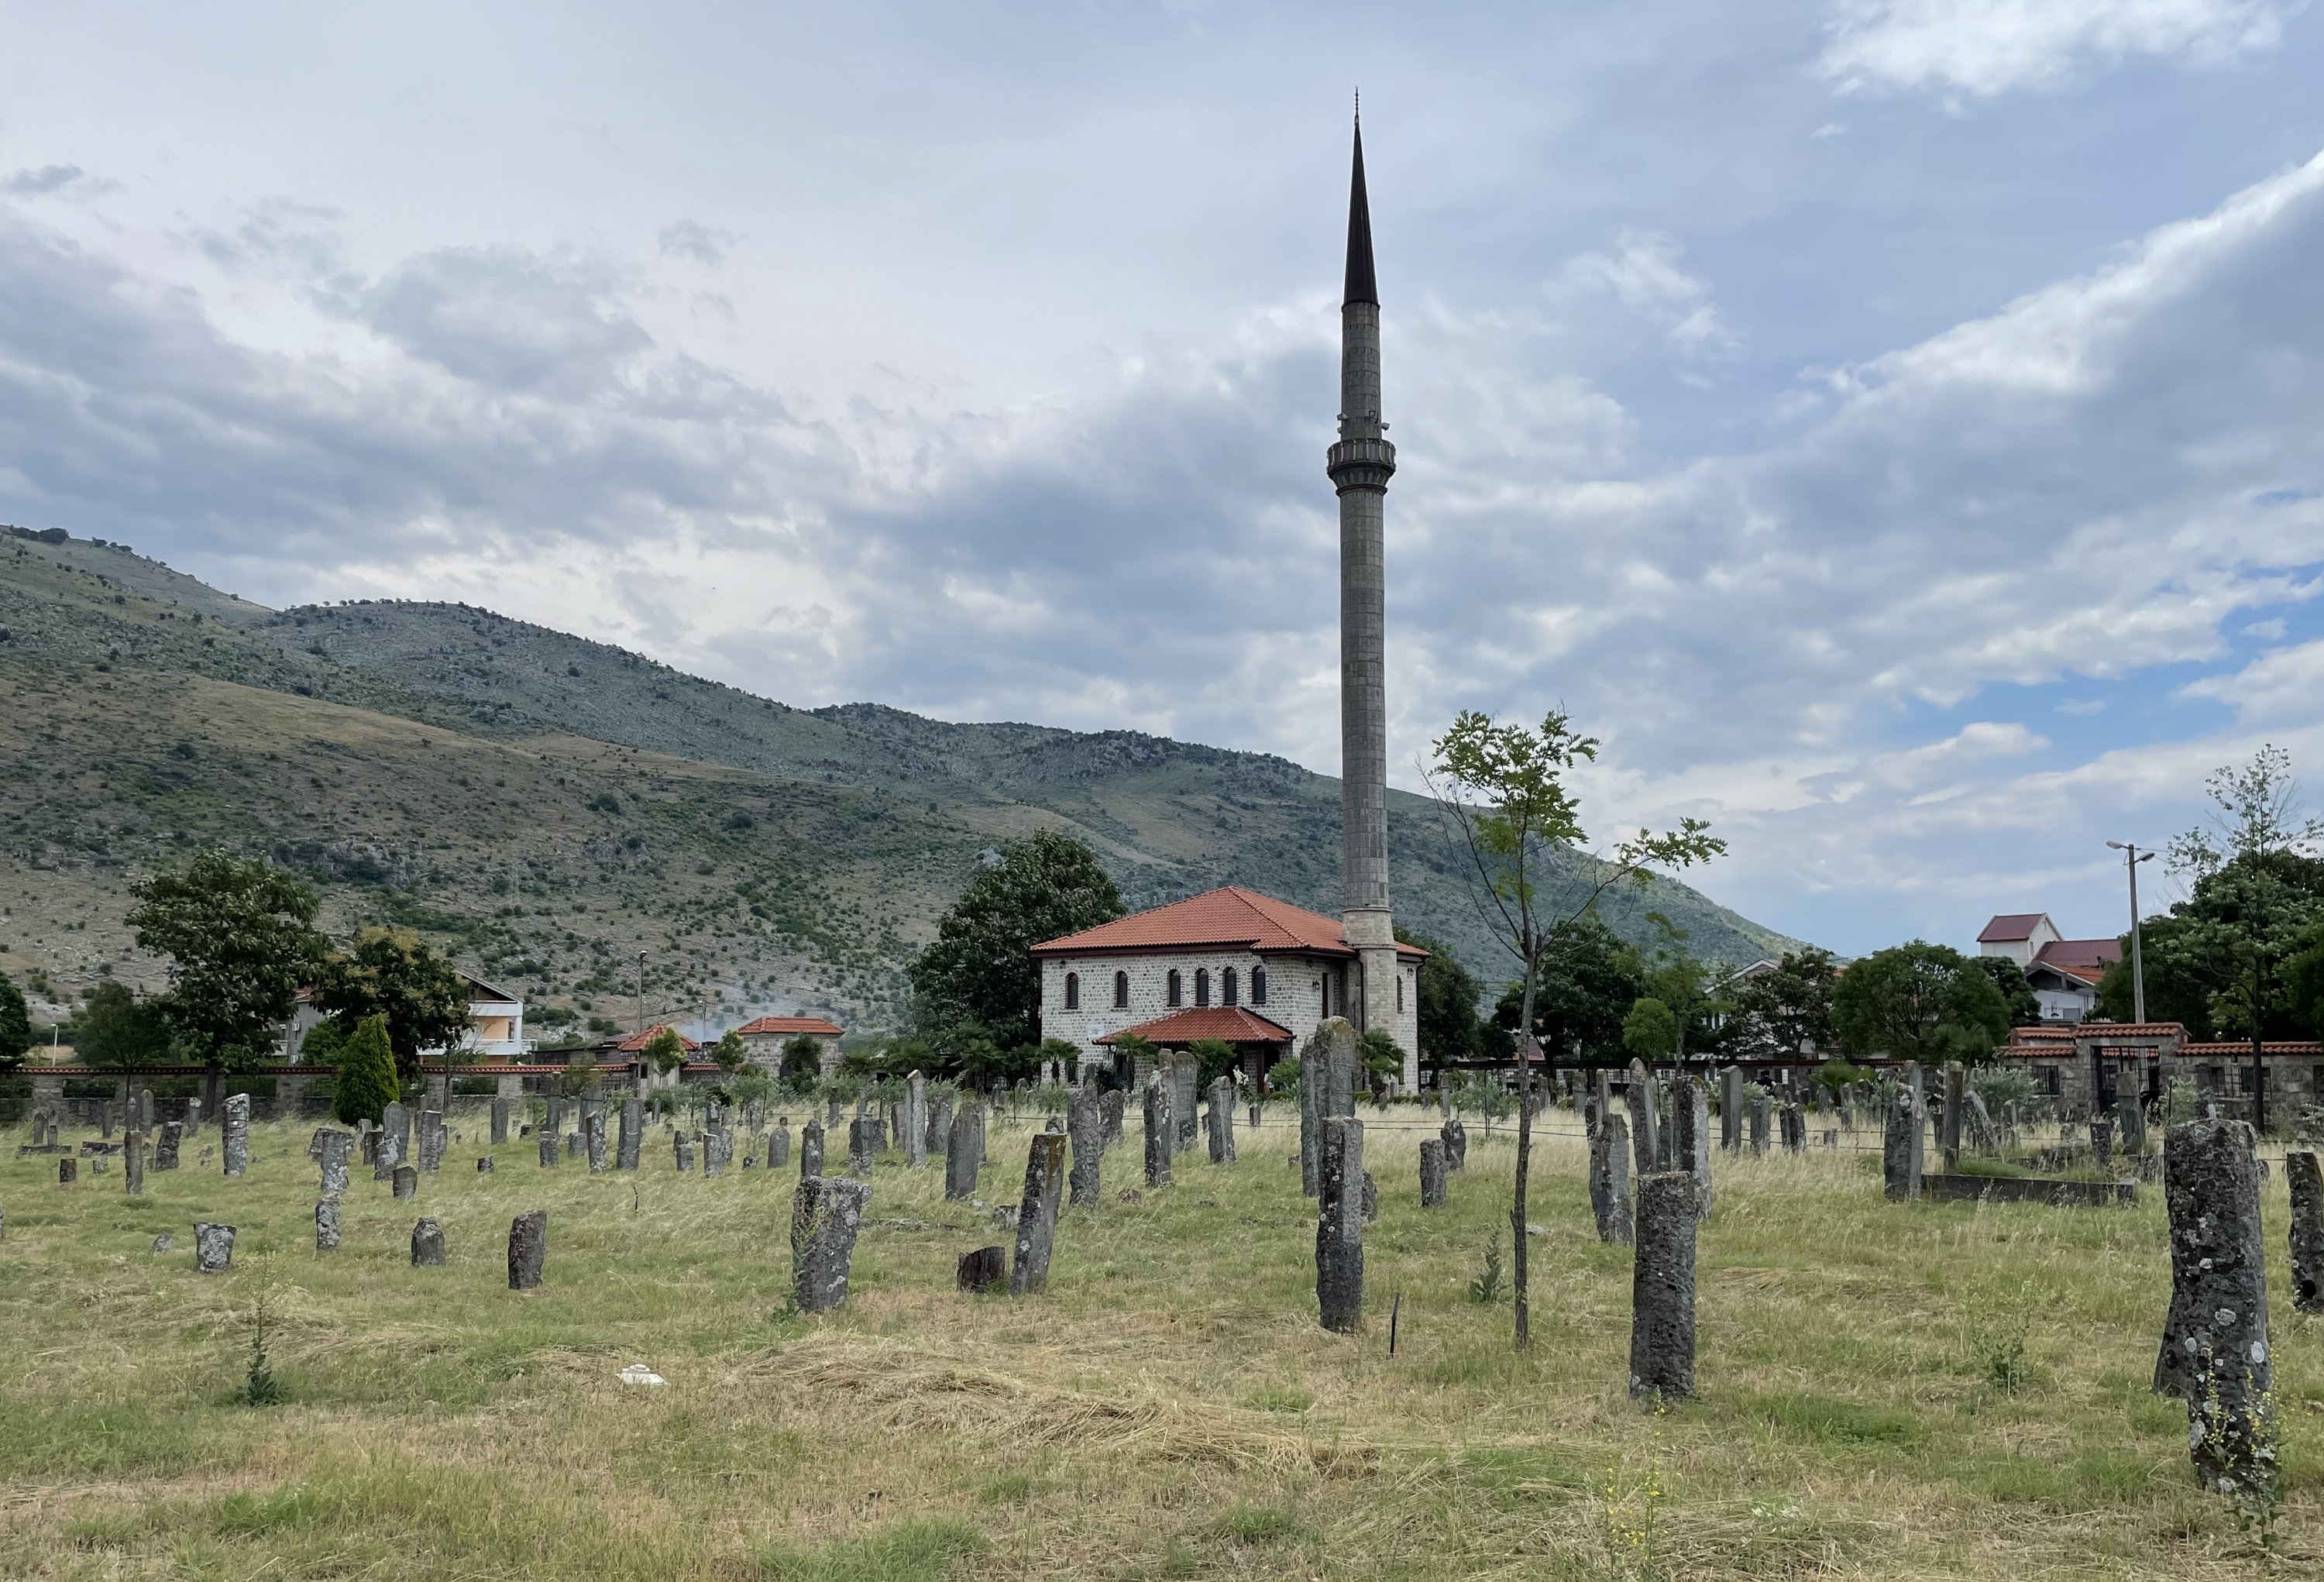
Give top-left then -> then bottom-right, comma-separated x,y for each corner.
2105,841 -> 2154,1023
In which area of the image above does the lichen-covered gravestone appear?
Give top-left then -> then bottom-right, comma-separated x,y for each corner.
586,1111 -> 608,1174
1672,1075 -> 1711,1219
847,1116 -> 879,1178
1010,1133 -> 1068,1295
1441,1116 -> 1466,1171
1315,1116 -> 1364,1333
791,1175 -> 871,1313
1882,1085 -> 1922,1202
2154,1119 -> 2274,1500
316,1199 -> 341,1250
194,1221 -> 235,1273
393,1164 -> 418,1200
2290,1150 -> 2324,1315
673,1134 -> 695,1172
1205,1077 -> 1236,1164
1067,1086 -> 1103,1209
317,1130 -> 353,1199
155,1122 -> 182,1171
507,1209 -> 548,1291
957,1245 -> 1007,1293
1100,1090 -> 1124,1148
944,1107 -> 979,1201
1720,1066 -> 1743,1154
491,1097 -> 511,1145
1143,1080 -> 1173,1188
768,1120 -> 792,1170
1418,1138 -> 1448,1208
1629,1172 -> 1700,1401
618,1099 -> 642,1171
800,1120 -> 824,1180
1590,1113 -> 1635,1247
222,1093 -> 251,1178
124,1130 -> 146,1196
1625,1058 -> 1660,1178
540,1131 -> 560,1169
411,1217 -> 447,1266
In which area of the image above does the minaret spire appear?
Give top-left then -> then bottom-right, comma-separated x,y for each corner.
1325,108 -> 1401,1066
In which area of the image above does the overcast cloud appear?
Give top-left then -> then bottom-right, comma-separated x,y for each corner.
2,0 -> 2320,956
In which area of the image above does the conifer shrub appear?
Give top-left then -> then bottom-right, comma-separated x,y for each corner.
332,1013 -> 398,1125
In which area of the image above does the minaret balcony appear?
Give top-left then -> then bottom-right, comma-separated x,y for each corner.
1325,436 -> 1397,492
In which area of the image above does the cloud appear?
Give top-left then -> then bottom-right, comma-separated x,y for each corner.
359,248 -> 655,396
657,221 -> 739,266
1819,0 -> 2285,97
1549,229 -> 1738,359
3,163 -> 116,199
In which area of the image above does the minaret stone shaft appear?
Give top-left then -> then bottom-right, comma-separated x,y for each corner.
1326,116 -> 1397,1034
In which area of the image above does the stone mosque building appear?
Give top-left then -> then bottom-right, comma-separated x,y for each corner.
1034,117 -> 1425,1090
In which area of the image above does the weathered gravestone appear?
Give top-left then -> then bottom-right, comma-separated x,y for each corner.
768,1121 -> 792,1170
800,1119 -> 825,1180
944,1107 -> 979,1201
1625,1059 -> 1660,1179
540,1130 -> 560,1168
124,1130 -> 145,1195
1315,1116 -> 1364,1333
957,1245 -> 1007,1293
477,1157 -> 494,1174
1418,1138 -> 1448,1207
418,1109 -> 445,1173
222,1093 -> 251,1178
618,1099 -> 642,1171
1672,1075 -> 1711,1219
2118,1089 -> 2148,1156
1781,1100 -> 1806,1155
1100,1090 -> 1124,1148
791,1175 -> 871,1313
1441,1116 -> 1466,1171
1719,1066 -> 1743,1154
194,1221 -> 235,1273
2288,1150 -> 2324,1315
1590,1112 -> 1635,1246
2154,1119 -> 2273,1499
58,1157 -> 77,1185
1629,1172 -> 1700,1401
1883,1084 -> 1923,1202
1067,1086 -> 1103,1209
384,1101 -> 411,1161
317,1130 -> 353,1199
1941,1061 -> 1967,1170
1171,1052 -> 1201,1155
507,1209 -> 548,1291
704,1127 -> 731,1178
905,1071 -> 929,1168
673,1134 -> 696,1172
586,1110 -> 609,1174
847,1116 -> 879,1178
1360,1170 -> 1377,1223
1143,1080 -> 1172,1188
316,1198 -> 341,1250
2090,1113 -> 2116,1172
927,1091 -> 951,1158
490,1097 -> 510,1145
566,1132 -> 583,1161
411,1216 -> 446,1266
1748,1087 -> 1772,1157
1205,1076 -> 1236,1164
393,1164 -> 418,1199
1011,1133 -> 1068,1295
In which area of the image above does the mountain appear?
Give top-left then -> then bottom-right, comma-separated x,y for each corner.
0,527 -> 1807,1038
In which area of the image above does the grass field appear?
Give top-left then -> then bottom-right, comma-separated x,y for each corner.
2,1105 -> 2319,1579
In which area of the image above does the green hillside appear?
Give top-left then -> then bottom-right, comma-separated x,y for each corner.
0,528 -> 1806,1038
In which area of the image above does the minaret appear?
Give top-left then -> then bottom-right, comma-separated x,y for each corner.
1325,112 -> 1398,1036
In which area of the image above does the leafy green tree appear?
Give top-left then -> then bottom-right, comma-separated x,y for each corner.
297,1013 -> 349,1065
0,970 -> 30,1066
908,831 -> 1125,1051
1189,1037 -> 1241,1091
1492,913 -> 1645,1067
313,927 -> 472,1087
730,1064 -> 773,1114
1398,925 -> 1487,1068
1425,707 -> 1723,1353
1972,955 -> 2043,1027
779,1035 -> 825,1088
1621,996 -> 1677,1063
332,1013 -> 400,1125
1832,942 -> 2012,1064
712,1028 -> 748,1075
77,981 -> 172,1067
1722,948 -> 1839,1059
641,1025 -> 688,1076
127,851 -> 325,1071
1264,1052 -> 1300,1097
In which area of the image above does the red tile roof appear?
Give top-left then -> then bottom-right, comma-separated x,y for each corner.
2182,1040 -> 2324,1056
1033,886 -> 1427,961
733,1016 -> 844,1038
1978,913 -> 2051,944
614,1023 -> 699,1054
1095,1006 -> 1295,1046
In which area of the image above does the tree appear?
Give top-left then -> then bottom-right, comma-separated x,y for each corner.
1356,1027 -> 1404,1080
1398,925 -> 1488,1068
1425,707 -> 1723,1352
907,831 -> 1125,1051
298,1015 -> 350,1064
1190,1037 -> 1242,1090
2161,745 -> 2324,1130
1832,942 -> 2012,1064
779,1035 -> 825,1088
1494,913 -> 1646,1068
1621,997 -> 1677,1063
313,927 -> 473,1088
641,1026 -> 688,1076
332,1013 -> 400,1126
0,970 -> 30,1066
1722,948 -> 1839,1059
712,1028 -> 748,1075
77,981 -> 172,1067
1972,955 -> 2042,1027
127,851 -> 324,1071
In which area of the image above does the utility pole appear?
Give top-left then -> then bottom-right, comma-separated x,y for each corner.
634,952 -> 648,1038
2105,841 -> 2154,1023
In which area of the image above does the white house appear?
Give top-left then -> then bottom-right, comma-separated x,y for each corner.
284,972 -> 528,1061
1977,913 -> 2119,1023
1033,886 -> 1425,1088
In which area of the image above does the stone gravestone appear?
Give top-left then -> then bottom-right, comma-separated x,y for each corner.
418,1109 -> 445,1173
1625,1059 -> 1660,1180
490,1097 -> 511,1145
1781,1100 -> 1806,1155
1442,1116 -> 1466,1171
384,1100 -> 411,1161
705,1128 -> 732,1178
540,1131 -> 560,1168
222,1093 -> 251,1178
1418,1138 -> 1448,1207
768,1122 -> 792,1170
375,1124 -> 403,1181
673,1133 -> 696,1172
1315,1116 -> 1365,1333
791,1175 -> 872,1313
904,1071 -> 929,1169
58,1157 -> 77,1185
2153,1119 -> 2272,1498
2118,1088 -> 2148,1156
1205,1076 -> 1236,1164
565,1132 -> 583,1161
194,1221 -> 235,1273
618,1099 -> 642,1171
1171,1052 -> 1201,1156
927,1091 -> 952,1158
1941,1061 -> 1967,1171
317,1130 -> 353,1199
124,1130 -> 146,1196
1719,1067 -> 1742,1154
1672,1076 -> 1712,1220
316,1198 -> 342,1250
1360,1171 -> 1377,1223
800,1120 -> 824,1180
1629,1172 -> 1700,1401
1143,1079 -> 1173,1188
1882,1084 -> 1922,1202
2090,1113 -> 2116,1172
957,1245 -> 1008,1293
2287,1150 -> 2324,1315
1010,1133 -> 1068,1295
1100,1090 -> 1124,1148
477,1157 -> 494,1174
411,1217 -> 447,1266
847,1116 -> 879,1178
944,1107 -> 979,1201
1963,1091 -> 1996,1153
507,1209 -> 548,1291
1748,1088 -> 1772,1157
101,1100 -> 115,1140
586,1110 -> 608,1174
1067,1086 -> 1103,1209
184,1096 -> 202,1134
393,1164 -> 418,1199
1590,1113 -> 1635,1246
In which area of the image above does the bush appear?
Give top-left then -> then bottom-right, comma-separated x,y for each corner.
333,1014 -> 398,1125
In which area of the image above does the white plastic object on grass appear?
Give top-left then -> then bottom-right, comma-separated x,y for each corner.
618,1364 -> 668,1387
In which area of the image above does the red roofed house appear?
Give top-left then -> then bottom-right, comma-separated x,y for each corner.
1032,886 -> 1425,1088
733,1014 -> 847,1077
1977,913 -> 2121,1023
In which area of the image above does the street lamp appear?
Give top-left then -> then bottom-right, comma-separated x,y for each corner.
2105,841 -> 2154,1023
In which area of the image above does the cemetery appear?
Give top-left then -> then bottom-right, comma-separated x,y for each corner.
3,1041 -> 2321,1579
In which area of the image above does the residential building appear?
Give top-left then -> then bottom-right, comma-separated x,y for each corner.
1977,913 -> 2120,1022
283,972 -> 528,1061
733,1014 -> 846,1077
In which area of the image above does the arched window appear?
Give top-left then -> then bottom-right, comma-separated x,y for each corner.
1222,968 -> 1238,1006
1167,969 -> 1183,1006
1195,968 -> 1211,1006
1064,972 -> 1080,1011
1113,970 -> 1129,1009
1251,966 -> 1267,1006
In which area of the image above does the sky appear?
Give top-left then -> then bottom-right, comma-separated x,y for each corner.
2,1 -> 2322,958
